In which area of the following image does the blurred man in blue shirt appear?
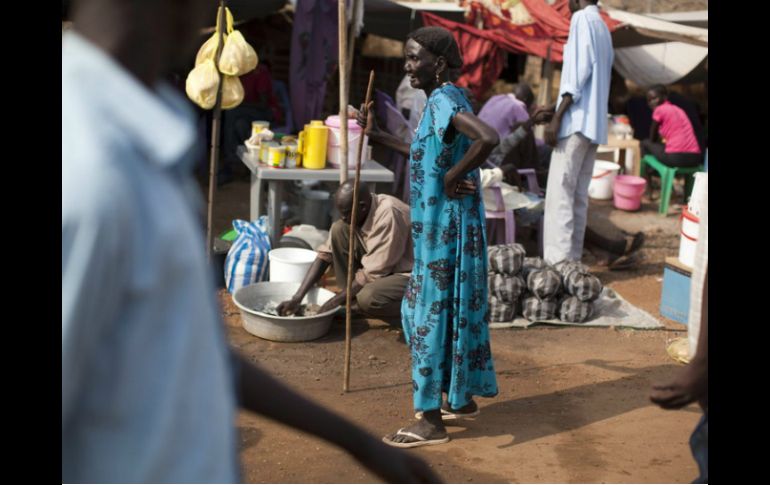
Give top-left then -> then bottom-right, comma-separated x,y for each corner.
62,1 -> 440,483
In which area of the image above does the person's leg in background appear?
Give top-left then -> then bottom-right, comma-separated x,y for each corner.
355,274 -> 409,327
569,137 -> 597,262
661,152 -> 703,168
640,138 -> 667,160
690,411 -> 708,483
584,224 -> 626,255
328,219 -> 368,312
535,142 -> 553,189
640,139 -> 669,196
584,224 -> 645,269
543,133 -> 593,265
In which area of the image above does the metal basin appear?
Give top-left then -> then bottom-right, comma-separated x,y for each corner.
232,282 -> 339,342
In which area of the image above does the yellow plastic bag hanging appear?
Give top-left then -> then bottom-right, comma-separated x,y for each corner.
185,59 -> 220,110
194,6 -> 233,66
221,75 -> 244,110
218,28 -> 258,76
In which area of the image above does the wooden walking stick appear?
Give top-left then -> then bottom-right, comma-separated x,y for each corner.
343,70 -> 375,392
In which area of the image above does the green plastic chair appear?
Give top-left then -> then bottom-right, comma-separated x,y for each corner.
640,154 -> 703,215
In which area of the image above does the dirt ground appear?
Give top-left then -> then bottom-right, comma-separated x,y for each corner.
211,175 -> 702,483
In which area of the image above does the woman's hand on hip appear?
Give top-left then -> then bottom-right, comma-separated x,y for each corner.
444,174 -> 477,199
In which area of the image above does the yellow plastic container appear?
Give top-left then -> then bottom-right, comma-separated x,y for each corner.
251,120 -> 270,137
260,141 -> 280,164
297,124 -> 309,168
301,120 -> 328,170
283,142 -> 299,169
268,145 -> 286,168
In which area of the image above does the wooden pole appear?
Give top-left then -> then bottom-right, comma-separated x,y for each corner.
543,44 -> 555,107
343,70 -> 375,393
345,0 -> 361,97
338,0 -> 349,183
207,0 -> 227,262
534,44 -> 554,142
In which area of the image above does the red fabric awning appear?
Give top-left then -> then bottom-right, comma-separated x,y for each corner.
420,1 -> 621,99
422,10 -> 560,98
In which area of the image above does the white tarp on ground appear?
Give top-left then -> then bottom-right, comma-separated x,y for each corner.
613,41 -> 708,87
489,288 -> 665,330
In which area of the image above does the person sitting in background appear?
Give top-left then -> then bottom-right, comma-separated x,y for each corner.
480,112 -> 553,236
477,83 -> 534,141
642,84 -> 702,168
277,181 -> 413,326
627,90 -> 705,152
641,84 -> 703,197
480,116 -> 644,269
477,83 -> 552,186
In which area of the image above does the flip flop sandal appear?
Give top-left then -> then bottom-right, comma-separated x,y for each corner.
382,428 -> 451,449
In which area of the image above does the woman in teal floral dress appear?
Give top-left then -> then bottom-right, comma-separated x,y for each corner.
358,26 -> 499,448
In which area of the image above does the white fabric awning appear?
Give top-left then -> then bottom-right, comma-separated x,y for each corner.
613,41 -> 708,86
606,8 -> 708,47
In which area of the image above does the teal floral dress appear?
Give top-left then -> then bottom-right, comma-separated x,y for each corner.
401,83 -> 498,412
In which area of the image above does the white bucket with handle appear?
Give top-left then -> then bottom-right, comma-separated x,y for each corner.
678,207 -> 700,268
687,172 -> 708,218
588,161 -> 621,200
268,247 -> 317,283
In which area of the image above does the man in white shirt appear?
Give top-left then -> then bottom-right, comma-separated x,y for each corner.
538,0 -> 614,265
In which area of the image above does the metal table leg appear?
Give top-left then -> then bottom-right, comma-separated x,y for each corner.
267,180 -> 283,247
250,173 -> 263,221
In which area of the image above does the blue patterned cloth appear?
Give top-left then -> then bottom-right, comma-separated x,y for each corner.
402,83 -> 498,412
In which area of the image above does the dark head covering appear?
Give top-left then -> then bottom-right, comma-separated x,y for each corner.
406,26 -> 463,69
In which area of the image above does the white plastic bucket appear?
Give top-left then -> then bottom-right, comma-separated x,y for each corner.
325,115 -> 369,169
268,247 -> 317,282
687,172 -> 708,218
588,161 -> 621,200
678,207 -> 700,268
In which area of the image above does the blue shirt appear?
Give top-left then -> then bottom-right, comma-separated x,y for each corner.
62,32 -> 239,483
557,5 -> 614,145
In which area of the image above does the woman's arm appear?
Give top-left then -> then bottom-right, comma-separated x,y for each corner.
356,101 -> 411,156
648,120 -> 660,143
444,111 -> 499,198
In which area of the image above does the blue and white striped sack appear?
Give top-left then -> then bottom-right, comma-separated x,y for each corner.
225,217 -> 271,294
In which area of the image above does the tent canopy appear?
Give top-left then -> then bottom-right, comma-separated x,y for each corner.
605,8 -> 708,48
609,9 -> 708,86
362,1 -> 708,49
649,10 -> 708,29
362,0 -> 466,40
62,0 -> 288,24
